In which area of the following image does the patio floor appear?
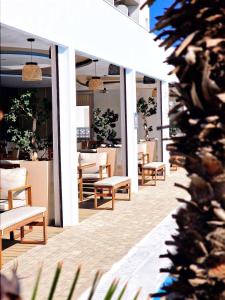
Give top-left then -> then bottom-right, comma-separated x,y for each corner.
1,168 -> 189,300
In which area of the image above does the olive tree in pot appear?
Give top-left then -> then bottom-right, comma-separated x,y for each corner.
137,96 -> 157,141
93,108 -> 119,145
4,90 -> 52,160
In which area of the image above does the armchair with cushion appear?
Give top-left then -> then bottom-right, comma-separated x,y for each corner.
79,152 -> 111,181
0,167 -> 31,211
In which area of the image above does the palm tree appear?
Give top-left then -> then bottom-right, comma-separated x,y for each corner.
141,0 -> 225,298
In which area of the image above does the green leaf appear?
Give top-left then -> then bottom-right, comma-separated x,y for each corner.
87,271 -> 101,300
116,282 -> 128,300
133,288 -> 141,300
47,262 -> 63,300
66,265 -> 81,300
31,265 -> 43,300
104,279 -> 119,300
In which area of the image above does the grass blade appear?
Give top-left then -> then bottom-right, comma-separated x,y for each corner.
116,282 -> 128,300
87,270 -> 102,300
47,262 -> 63,300
104,279 -> 119,300
31,265 -> 42,300
133,288 -> 141,300
66,265 -> 81,300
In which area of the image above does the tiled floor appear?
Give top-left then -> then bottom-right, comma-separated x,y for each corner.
1,168 -> 189,300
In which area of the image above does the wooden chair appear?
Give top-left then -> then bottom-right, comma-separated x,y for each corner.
0,206 -> 47,268
0,167 -> 33,239
0,167 -> 31,211
79,152 -> 111,182
137,142 -> 166,186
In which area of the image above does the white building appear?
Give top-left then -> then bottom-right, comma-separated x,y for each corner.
1,0 -> 173,227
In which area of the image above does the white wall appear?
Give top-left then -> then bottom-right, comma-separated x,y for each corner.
1,0 -> 173,82
139,0 -> 150,30
136,88 -> 162,160
94,90 -> 121,140
136,88 -> 158,140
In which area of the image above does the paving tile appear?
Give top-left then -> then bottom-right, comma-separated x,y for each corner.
1,169 -> 188,299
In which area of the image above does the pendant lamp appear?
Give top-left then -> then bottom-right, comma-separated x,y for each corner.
88,60 -> 104,91
22,38 -> 42,81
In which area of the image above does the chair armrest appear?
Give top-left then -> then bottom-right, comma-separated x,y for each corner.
142,153 -> 149,164
8,185 -> 32,209
99,164 -> 111,178
8,184 -> 31,193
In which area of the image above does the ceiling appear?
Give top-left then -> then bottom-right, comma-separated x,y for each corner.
1,25 -> 155,90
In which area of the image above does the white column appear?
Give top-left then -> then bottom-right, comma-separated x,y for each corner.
51,45 -> 61,226
125,69 -> 138,193
119,68 -> 127,176
161,80 -> 170,174
57,46 -> 78,226
156,80 -> 163,161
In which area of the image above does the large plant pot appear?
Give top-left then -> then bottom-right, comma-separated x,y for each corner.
20,160 -> 54,225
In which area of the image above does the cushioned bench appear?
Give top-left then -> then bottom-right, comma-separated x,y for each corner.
94,176 -> 131,210
0,206 -> 47,268
142,162 -> 166,186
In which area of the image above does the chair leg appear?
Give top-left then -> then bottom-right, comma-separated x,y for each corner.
128,182 -> 131,200
43,213 -> 47,244
112,188 -> 115,210
154,169 -> 157,185
20,226 -> 25,241
142,169 -> 145,185
94,188 -> 98,209
79,180 -> 83,202
0,231 -> 2,269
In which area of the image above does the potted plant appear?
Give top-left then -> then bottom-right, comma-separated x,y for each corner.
137,96 -> 157,141
93,108 -> 119,145
4,90 -> 52,160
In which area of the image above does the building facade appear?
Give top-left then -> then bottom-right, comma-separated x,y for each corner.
1,0 -> 174,227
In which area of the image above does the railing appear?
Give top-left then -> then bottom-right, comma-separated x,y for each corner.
103,0 -> 148,30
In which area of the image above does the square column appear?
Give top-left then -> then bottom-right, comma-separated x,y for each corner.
125,69 -> 138,193
160,80 -> 170,174
52,46 -> 78,226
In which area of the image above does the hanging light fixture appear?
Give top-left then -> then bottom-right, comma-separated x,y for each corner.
88,60 -> 104,91
22,38 -> 42,81
152,87 -> 157,97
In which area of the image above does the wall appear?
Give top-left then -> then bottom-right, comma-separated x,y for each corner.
136,87 -> 162,160
93,89 -> 121,140
1,0 -> 174,82
136,88 -> 160,141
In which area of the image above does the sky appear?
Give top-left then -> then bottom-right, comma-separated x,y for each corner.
150,0 -> 174,30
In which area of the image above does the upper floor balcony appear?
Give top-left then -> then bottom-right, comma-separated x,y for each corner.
104,0 -> 150,31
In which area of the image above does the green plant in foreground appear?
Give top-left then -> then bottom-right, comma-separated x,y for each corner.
0,263 -> 141,300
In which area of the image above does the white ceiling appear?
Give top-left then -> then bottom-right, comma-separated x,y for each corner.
1,25 -> 51,50
1,25 -> 155,89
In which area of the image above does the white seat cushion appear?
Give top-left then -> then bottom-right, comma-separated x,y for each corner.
82,173 -> 108,180
0,168 -> 27,201
0,199 -> 26,211
80,152 -> 107,174
0,206 -> 46,232
143,162 -> 165,169
94,176 -> 130,187
137,143 -> 147,154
